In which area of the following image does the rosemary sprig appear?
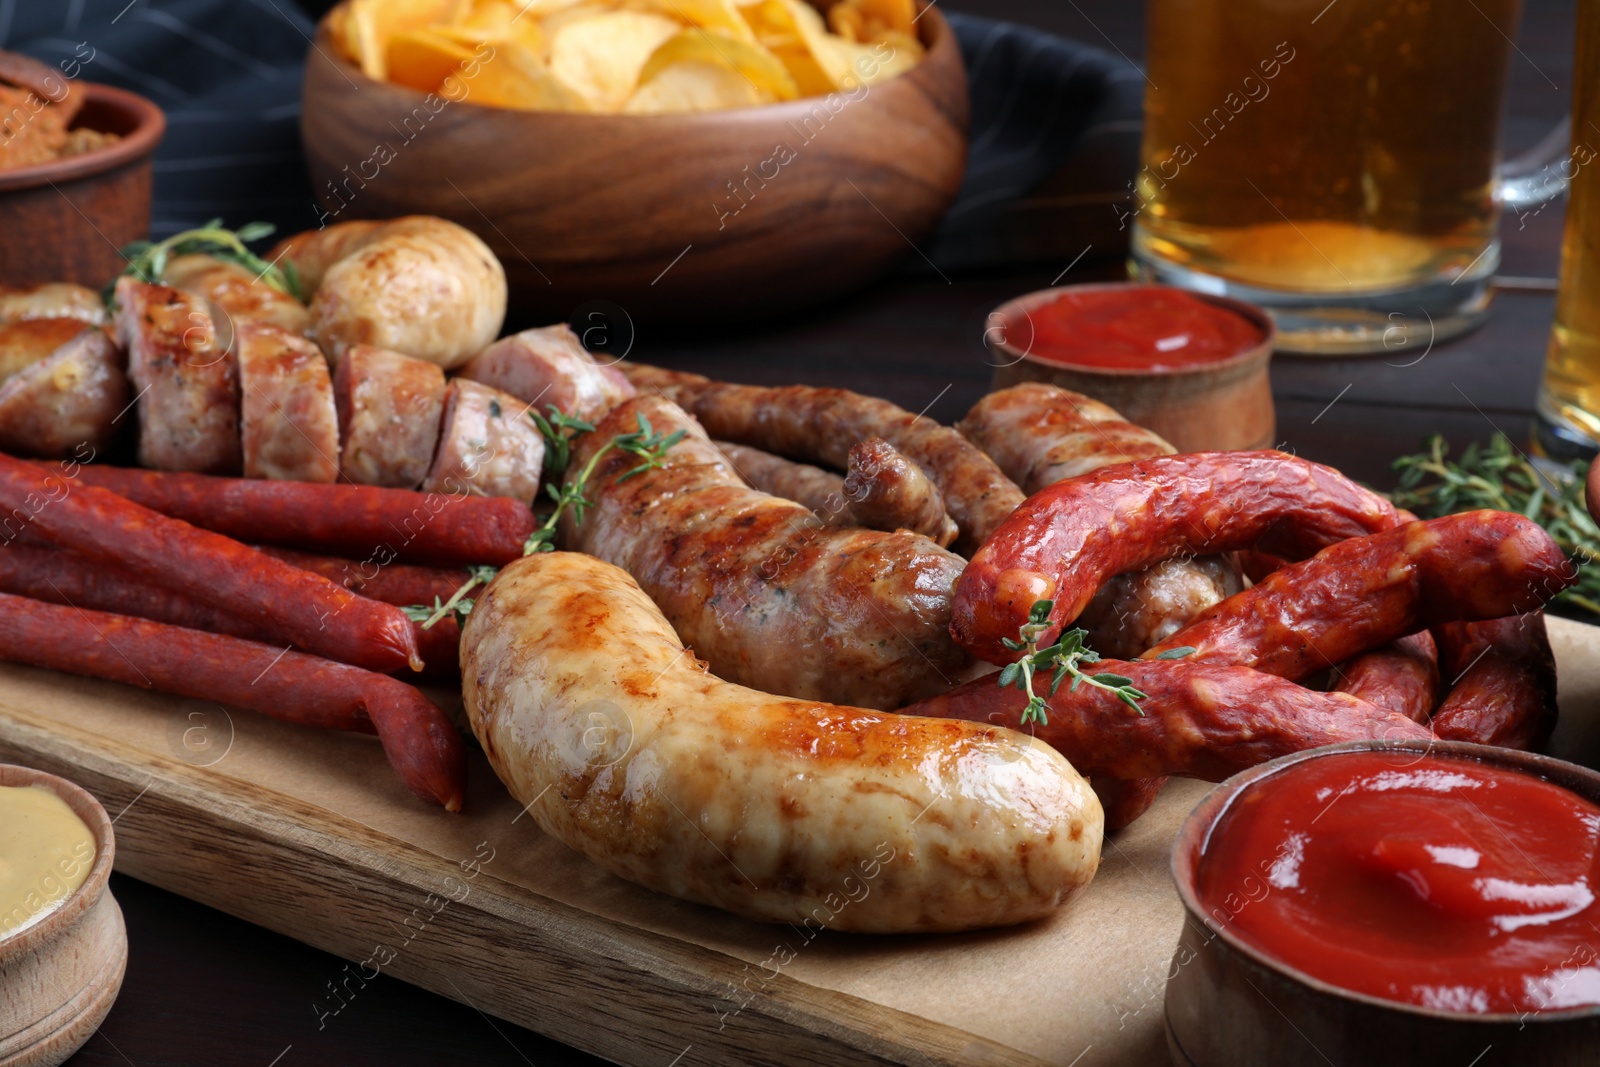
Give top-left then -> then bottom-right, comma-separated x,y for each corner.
1392,434 -> 1600,617
105,219 -> 302,306
995,599 -> 1180,725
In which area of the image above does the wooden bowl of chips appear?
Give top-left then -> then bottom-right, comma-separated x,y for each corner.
300,0 -> 968,323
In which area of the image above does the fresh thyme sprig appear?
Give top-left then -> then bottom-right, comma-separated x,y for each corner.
1392,434 -> 1600,617
105,219 -> 302,306
521,408 -> 685,554
997,599 -> 1192,725
404,565 -> 498,629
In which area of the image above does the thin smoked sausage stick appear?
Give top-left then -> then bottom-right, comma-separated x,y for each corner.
0,453 -> 422,674
35,462 -> 536,566
1330,632 -> 1440,724
0,593 -> 464,810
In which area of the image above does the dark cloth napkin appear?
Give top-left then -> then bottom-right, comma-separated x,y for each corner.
5,3 -> 1139,274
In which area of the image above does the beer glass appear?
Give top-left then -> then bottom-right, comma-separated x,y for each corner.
1132,0 -> 1567,355
1535,1 -> 1600,459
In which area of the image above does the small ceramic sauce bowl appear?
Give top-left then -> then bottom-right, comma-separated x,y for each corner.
0,82 -> 165,289
0,764 -> 126,1067
1166,740 -> 1600,1067
986,282 -> 1276,453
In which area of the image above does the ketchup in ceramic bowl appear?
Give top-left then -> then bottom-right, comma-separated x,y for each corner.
1016,286 -> 1264,372
986,283 -> 1276,454
1196,749 -> 1600,1015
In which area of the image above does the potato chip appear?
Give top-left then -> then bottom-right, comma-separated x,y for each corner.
637,0 -> 756,42
548,10 -> 682,109
840,0 -> 915,38
448,39 -> 591,109
624,60 -> 770,112
345,0 -> 469,79
446,0 -> 548,52
386,28 -> 475,91
735,1 -> 832,94
638,29 -> 799,100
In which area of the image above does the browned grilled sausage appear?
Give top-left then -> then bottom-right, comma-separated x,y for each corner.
333,344 -> 445,488
899,660 -> 1432,782
457,325 -> 635,423
0,328 -> 128,458
1143,512 -> 1574,680
563,394 -> 968,709
0,283 -> 106,326
1331,632 -> 1439,723
714,440 -> 847,512
957,382 -> 1175,492
623,363 -> 1025,554
0,318 -> 93,382
420,379 -> 544,504
1432,613 -> 1558,751
162,253 -> 312,336
843,437 -> 960,548
953,451 -> 1401,664
113,278 -> 242,474
236,324 -> 340,483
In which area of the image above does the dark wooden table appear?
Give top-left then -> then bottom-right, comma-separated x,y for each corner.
64,2 -> 1577,1065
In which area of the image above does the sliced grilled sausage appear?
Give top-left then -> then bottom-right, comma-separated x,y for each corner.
421,379 -> 544,504
236,323 -> 340,482
333,344 -> 445,489
457,324 -> 635,423
0,328 -> 128,458
113,277 -> 241,474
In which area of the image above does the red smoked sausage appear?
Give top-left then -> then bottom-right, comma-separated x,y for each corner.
1433,613 -> 1558,751
1330,632 -> 1439,724
1143,512 -> 1574,680
951,451 -> 1400,664
0,592 -> 464,809
37,462 -> 536,566
0,453 -> 422,674
899,659 -> 1431,781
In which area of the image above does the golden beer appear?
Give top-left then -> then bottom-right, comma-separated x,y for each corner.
1133,0 -> 1524,352
1536,1 -> 1600,457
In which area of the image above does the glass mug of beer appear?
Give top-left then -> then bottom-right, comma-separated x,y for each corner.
1536,1 -> 1600,458
1131,0 -> 1566,355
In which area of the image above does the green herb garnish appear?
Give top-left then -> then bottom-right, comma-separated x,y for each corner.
106,219 -> 302,306
996,599 -> 1158,725
1392,434 -> 1600,617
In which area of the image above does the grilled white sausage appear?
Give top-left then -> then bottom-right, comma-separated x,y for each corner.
460,550 -> 1103,932
282,216 -> 506,368
162,253 -> 312,337
0,283 -> 106,326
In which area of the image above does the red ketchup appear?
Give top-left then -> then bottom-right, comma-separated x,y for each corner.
1196,751 -> 1600,1015
1014,287 -> 1261,371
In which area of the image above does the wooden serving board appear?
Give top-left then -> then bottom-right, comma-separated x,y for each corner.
3,619 -> 1600,1067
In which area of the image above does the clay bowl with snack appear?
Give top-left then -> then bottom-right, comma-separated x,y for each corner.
0,764 -> 126,1067
1166,739 -> 1600,1067
300,0 -> 968,323
0,50 -> 164,289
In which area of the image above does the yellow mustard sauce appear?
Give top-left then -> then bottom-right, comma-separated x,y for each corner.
0,784 -> 96,941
